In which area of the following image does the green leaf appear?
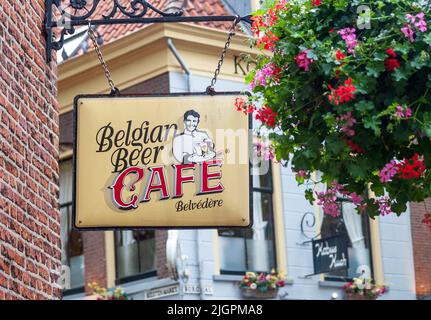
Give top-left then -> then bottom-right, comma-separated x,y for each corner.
363,116 -> 382,136
347,162 -> 368,180
392,68 -> 407,82
366,61 -> 385,78
326,135 -> 345,155
321,63 -> 333,76
392,202 -> 407,216
305,189 -> 314,205
355,101 -> 375,113
423,33 -> 431,46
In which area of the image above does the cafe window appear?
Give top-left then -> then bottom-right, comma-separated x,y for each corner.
320,198 -> 373,281
218,164 -> 276,274
60,160 -> 85,292
115,230 -> 157,283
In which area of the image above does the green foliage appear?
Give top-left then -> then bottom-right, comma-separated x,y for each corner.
248,0 -> 431,217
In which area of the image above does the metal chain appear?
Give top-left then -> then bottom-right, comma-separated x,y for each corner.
87,22 -> 119,95
206,15 -> 241,95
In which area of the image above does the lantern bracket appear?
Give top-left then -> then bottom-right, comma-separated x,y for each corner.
44,0 -> 252,62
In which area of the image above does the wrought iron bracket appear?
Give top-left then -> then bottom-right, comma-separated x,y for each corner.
44,0 -> 253,62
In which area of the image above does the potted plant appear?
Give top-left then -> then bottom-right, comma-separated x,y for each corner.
237,0 -> 431,225
343,278 -> 388,300
238,270 -> 286,299
85,282 -> 129,300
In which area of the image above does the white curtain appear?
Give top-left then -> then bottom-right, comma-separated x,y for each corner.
342,202 -> 365,249
252,192 -> 268,241
250,192 -> 269,271
121,231 -> 136,246
342,202 -> 370,273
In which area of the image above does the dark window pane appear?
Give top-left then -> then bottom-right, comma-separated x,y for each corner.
321,200 -> 373,280
60,160 -> 85,290
252,165 -> 272,189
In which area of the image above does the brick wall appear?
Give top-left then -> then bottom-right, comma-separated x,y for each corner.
410,200 -> 431,298
83,232 -> 107,292
156,231 -> 169,279
0,1 -> 61,299
121,73 -> 170,94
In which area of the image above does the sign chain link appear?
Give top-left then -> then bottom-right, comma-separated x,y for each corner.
87,22 -> 119,95
206,16 -> 241,95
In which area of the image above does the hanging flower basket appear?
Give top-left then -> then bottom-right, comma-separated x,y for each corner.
239,0 -> 431,224
241,288 -> 279,299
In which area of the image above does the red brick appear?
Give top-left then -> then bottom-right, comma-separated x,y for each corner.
0,0 -> 60,300
410,200 -> 431,298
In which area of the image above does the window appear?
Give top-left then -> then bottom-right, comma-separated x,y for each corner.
320,198 -> 373,281
218,164 -> 276,274
60,160 -> 85,291
115,230 -> 157,282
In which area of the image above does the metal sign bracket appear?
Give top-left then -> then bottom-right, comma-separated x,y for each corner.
44,0 -> 252,62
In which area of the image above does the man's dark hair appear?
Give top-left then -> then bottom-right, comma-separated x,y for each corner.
183,109 -> 200,121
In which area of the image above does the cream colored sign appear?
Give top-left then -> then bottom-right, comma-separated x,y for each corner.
73,94 -> 251,229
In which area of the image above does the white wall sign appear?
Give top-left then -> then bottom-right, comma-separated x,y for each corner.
144,284 -> 180,300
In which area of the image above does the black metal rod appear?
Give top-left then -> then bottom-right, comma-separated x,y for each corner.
51,15 -> 251,28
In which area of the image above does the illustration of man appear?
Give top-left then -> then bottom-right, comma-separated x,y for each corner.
172,110 -> 216,164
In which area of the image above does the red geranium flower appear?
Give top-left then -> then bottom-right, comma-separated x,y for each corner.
386,48 -> 397,58
396,153 -> 426,179
257,31 -> 279,51
385,58 -> 400,72
234,97 -> 255,115
336,50 -> 346,61
312,0 -> 321,6
346,139 -> 364,153
256,105 -> 278,127
327,78 -> 356,105
384,48 -> 400,72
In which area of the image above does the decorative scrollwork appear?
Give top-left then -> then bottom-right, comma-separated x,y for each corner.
299,211 -> 319,241
45,0 -> 250,62
70,0 -> 89,10
51,26 -> 76,51
56,0 -> 183,22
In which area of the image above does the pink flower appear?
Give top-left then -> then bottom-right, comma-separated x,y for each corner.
350,192 -> 363,206
394,105 -> 412,118
296,170 -> 307,179
406,12 -> 427,32
337,28 -> 358,55
295,50 -> 314,71
276,280 -> 285,287
336,112 -> 357,137
401,24 -> 415,42
401,12 -> 427,43
255,141 -> 275,161
250,63 -> 282,90
316,182 -> 343,217
379,160 -> 398,183
377,196 -> 392,216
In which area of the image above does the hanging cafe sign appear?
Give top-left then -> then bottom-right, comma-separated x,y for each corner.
73,93 -> 252,229
48,1 -> 255,229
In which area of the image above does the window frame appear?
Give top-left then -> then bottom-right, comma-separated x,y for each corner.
219,164 -> 278,275
60,200 -> 85,295
113,230 -> 158,284
321,198 -> 375,282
